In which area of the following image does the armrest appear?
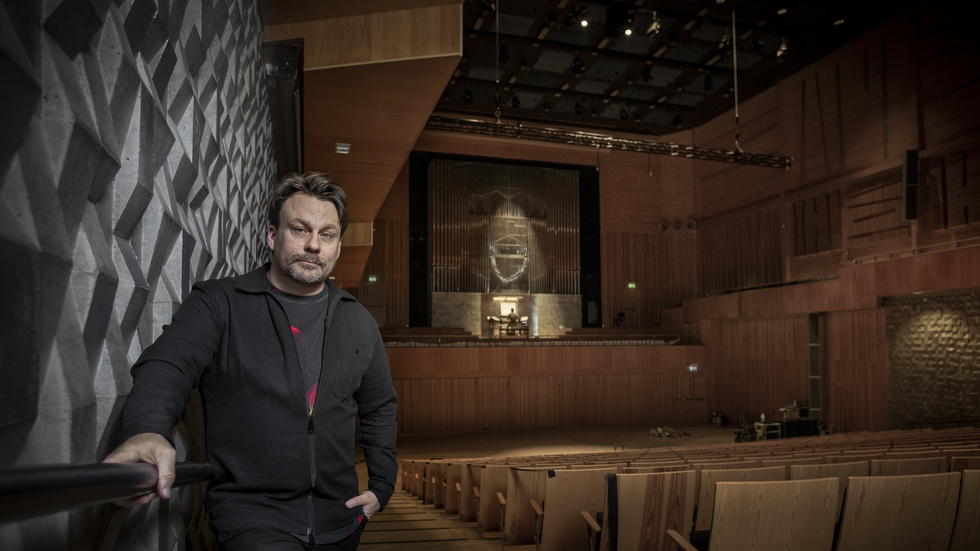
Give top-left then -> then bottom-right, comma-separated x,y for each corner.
580,510 -> 601,533
496,491 -> 506,506
473,487 -> 481,498
666,529 -> 699,551
455,482 -> 461,492
530,499 -> 543,516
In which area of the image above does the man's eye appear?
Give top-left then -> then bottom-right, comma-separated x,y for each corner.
321,233 -> 334,240
292,228 -> 308,235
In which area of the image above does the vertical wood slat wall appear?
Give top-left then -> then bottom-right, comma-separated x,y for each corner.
388,345 -> 709,434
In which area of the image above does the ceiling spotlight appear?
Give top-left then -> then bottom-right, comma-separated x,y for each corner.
624,28 -> 632,36
776,7 -> 788,15
566,4 -> 588,27
834,18 -> 845,26
776,37 -> 789,60
645,12 -> 661,37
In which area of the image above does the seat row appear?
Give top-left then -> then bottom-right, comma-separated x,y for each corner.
397,426 -> 980,550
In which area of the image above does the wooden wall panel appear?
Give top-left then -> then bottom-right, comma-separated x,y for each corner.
709,317 -> 809,424
601,231 -> 698,327
263,3 -> 462,69
387,345 -> 709,435
917,8 -> 980,151
697,207 -> 783,295
823,310 -> 890,432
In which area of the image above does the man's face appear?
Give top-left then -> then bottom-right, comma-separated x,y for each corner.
266,193 -> 343,295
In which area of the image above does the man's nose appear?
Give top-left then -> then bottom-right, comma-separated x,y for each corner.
304,233 -> 320,251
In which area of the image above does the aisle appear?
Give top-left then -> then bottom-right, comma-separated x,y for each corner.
360,492 -> 528,551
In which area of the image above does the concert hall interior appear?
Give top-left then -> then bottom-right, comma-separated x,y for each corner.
1,0 -> 978,549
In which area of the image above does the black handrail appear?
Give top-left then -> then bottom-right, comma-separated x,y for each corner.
0,461 -> 212,523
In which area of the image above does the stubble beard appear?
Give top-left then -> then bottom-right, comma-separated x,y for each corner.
282,253 -> 331,285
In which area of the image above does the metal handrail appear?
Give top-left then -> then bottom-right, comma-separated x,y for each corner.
0,461 -> 212,523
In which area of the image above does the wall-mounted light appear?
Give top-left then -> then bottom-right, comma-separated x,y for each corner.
368,275 -> 378,283
689,363 -> 699,372
627,282 -> 637,289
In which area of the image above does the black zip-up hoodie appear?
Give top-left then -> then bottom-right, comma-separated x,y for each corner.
118,264 -> 398,539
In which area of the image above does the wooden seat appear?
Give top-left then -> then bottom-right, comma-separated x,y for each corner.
459,461 -> 484,523
585,470 -> 696,551
687,459 -> 761,499
477,464 -> 512,537
835,472 -> 961,551
869,456 -> 945,476
667,477 -> 838,551
949,470 -> 980,551
950,455 -> 980,472
789,460 -> 870,517
534,467 -> 616,551
499,466 -> 549,547
693,465 -> 787,534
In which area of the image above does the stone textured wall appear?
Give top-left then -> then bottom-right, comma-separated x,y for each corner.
885,292 -> 980,429
0,0 -> 275,548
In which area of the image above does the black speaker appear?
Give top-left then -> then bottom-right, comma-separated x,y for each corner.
902,150 -> 918,221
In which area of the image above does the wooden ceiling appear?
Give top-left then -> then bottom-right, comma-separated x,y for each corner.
260,0 -> 462,288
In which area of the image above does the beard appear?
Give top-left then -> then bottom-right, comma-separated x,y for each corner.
279,253 -> 332,285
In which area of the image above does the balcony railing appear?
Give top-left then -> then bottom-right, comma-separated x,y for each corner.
0,461 -> 212,523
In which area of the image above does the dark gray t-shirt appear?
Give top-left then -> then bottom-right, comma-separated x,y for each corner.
269,282 -> 329,416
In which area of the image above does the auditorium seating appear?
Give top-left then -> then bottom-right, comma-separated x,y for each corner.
668,477 -> 839,551
390,426 -> 980,551
533,467 -> 616,551
835,472 -> 961,551
583,470 -> 696,551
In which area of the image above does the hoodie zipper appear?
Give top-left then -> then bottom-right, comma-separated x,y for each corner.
307,415 -> 316,547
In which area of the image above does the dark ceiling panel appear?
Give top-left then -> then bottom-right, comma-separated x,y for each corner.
437,0 -> 918,135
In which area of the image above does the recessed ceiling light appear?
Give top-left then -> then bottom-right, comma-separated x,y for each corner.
335,143 -> 351,154
776,7 -> 788,15
834,18 -> 845,26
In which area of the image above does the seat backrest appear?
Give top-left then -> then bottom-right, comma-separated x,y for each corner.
706,477 -> 838,551
694,465 -> 786,531
598,470 -> 696,551
477,464 -> 511,532
789,460 -> 870,518
500,467 -> 549,546
948,470 -> 980,551
835,472 -> 961,551
539,467 -> 616,551
949,455 -> 980,472
869,456 -> 945,476
689,459 -> 762,498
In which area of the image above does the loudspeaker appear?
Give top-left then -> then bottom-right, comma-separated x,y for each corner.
902,150 -> 918,221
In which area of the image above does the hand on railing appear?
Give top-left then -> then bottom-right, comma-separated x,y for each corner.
103,432 -> 176,506
0,457 -> 212,524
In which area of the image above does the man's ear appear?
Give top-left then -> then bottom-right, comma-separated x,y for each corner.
266,225 -> 277,251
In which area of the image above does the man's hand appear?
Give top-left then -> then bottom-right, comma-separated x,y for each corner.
345,490 -> 381,519
103,433 -> 176,507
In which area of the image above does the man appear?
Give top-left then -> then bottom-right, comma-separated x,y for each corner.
104,172 -> 398,550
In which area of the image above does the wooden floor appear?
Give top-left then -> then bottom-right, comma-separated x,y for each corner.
357,423 -> 734,550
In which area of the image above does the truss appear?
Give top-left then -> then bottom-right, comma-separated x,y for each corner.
425,116 -> 792,169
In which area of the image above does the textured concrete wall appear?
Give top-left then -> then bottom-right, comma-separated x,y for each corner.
885,293 -> 980,429
0,0 -> 275,548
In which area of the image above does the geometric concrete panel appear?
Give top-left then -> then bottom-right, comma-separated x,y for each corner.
0,0 -> 276,549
